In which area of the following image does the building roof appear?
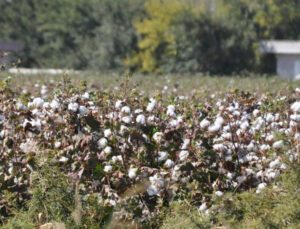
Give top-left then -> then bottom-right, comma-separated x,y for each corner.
260,40 -> 300,54
0,41 -> 24,52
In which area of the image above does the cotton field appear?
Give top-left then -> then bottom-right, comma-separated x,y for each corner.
1,76 -> 300,227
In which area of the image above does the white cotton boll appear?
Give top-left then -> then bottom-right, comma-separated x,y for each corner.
240,121 -> 249,130
149,174 -> 165,187
256,183 -> 267,194
213,143 -> 225,151
226,172 -> 234,180
31,97 -> 44,108
167,105 -> 175,111
146,99 -> 156,112
103,146 -> 112,155
237,175 -> 247,184
200,119 -> 210,129
31,119 -> 42,131
290,114 -> 300,122
260,144 -> 270,152
134,109 -> 143,114
179,150 -> 189,161
136,114 -> 146,125
208,124 -> 221,133
50,100 -> 60,110
104,165 -> 113,173
266,113 -> 274,123
98,138 -> 108,149
253,109 -> 260,117
82,92 -> 90,100
79,106 -> 88,115
215,191 -> 223,197
59,156 -> 69,163
233,110 -> 241,117
266,170 -> 279,180
104,129 -> 112,138
256,170 -> 264,178
215,116 -> 224,126
121,116 -> 131,124
121,106 -> 131,114
157,151 -> 168,162
294,133 -> 300,141
247,142 -> 255,151
68,102 -> 79,112
54,141 -> 61,149
112,155 -> 123,163
291,101 -> 300,113
16,102 -> 27,110
222,132 -> 232,140
269,158 -> 281,169
119,125 -> 128,135
265,134 -> 274,142
181,139 -> 190,150
40,85 -> 48,95
280,163 -> 287,170
115,100 -> 123,109
153,132 -> 163,143
290,120 -> 297,128
128,167 -> 138,179
170,119 -> 178,127
164,159 -> 174,168
147,185 -> 159,196
167,105 -> 176,117
272,140 -> 284,149
225,155 -> 232,161
199,203 -> 207,212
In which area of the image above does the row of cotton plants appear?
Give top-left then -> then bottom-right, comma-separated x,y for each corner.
0,78 -> 300,227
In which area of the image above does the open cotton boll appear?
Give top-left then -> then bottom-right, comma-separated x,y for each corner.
269,158 -> 281,169
153,132 -> 163,143
112,155 -> 123,163
121,116 -> 131,124
272,140 -> 284,149
157,151 -> 168,162
291,101 -> 300,113
115,100 -> 123,109
179,150 -> 189,161
146,98 -> 156,112
266,113 -> 274,123
121,106 -> 131,114
98,138 -> 108,149
79,106 -> 88,115
256,182 -> 267,194
164,159 -> 174,168
104,165 -> 113,173
147,185 -> 159,196
208,124 -> 221,133
128,167 -> 138,179
136,114 -> 146,125
181,138 -> 190,150
200,119 -> 210,129
50,100 -> 60,110
16,102 -> 27,110
103,146 -> 112,156
104,129 -> 112,138
68,102 -> 79,112
290,114 -> 300,122
199,203 -> 207,212
166,106 -> 176,117
30,97 -> 44,108
82,92 -> 90,100
215,191 -> 223,197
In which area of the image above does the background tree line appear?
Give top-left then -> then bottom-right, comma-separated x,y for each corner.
0,0 -> 300,74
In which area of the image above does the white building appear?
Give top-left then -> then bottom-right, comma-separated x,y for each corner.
260,40 -> 300,80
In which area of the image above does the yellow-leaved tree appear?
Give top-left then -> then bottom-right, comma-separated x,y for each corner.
125,0 -> 188,73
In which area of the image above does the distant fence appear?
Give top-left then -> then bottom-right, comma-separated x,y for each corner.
8,68 -> 79,75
